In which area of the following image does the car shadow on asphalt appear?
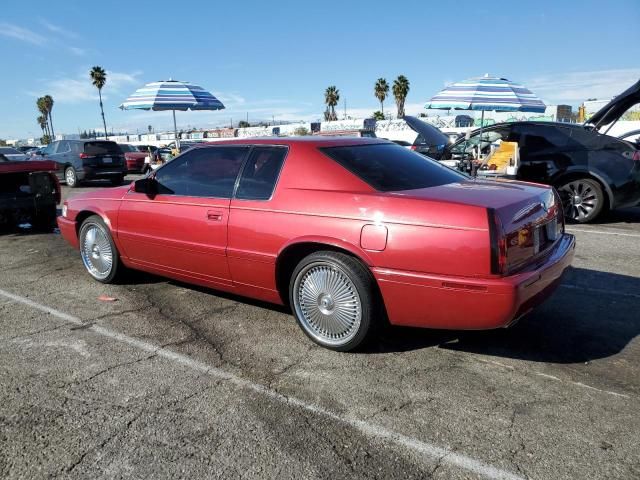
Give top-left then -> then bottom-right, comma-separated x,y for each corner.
365,267 -> 640,364
579,206 -> 640,225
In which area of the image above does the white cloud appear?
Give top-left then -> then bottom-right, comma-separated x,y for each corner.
526,68 -> 640,104
68,46 -> 86,56
30,70 -> 142,103
0,22 -> 47,45
39,19 -> 79,39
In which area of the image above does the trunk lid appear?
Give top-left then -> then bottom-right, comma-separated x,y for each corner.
587,78 -> 640,129
393,179 -> 564,274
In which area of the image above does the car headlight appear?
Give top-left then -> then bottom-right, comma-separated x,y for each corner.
62,204 -> 68,218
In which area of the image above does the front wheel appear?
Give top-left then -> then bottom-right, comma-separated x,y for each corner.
79,215 -> 122,283
289,251 -> 379,351
557,178 -> 605,223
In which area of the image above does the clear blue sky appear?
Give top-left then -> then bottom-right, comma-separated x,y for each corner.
1,0 -> 639,139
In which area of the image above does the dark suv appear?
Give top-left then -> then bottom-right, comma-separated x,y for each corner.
38,140 -> 126,188
445,80 -> 640,223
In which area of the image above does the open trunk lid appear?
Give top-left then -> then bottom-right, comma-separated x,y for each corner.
587,78 -> 640,129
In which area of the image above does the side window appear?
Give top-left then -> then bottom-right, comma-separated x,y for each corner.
236,147 -> 287,200
70,142 -> 83,155
55,141 -> 71,154
154,146 -> 248,197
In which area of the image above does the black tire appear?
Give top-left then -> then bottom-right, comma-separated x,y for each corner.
289,251 -> 380,352
111,175 -> 125,186
65,166 -> 80,188
31,205 -> 57,232
78,215 -> 122,283
557,177 -> 606,223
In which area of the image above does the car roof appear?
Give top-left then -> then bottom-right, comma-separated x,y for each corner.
194,136 -> 391,148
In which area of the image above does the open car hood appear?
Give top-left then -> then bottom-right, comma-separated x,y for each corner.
588,78 -> 640,129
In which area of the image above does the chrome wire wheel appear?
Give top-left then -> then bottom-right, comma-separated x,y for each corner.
293,261 -> 362,347
80,222 -> 114,281
559,179 -> 600,222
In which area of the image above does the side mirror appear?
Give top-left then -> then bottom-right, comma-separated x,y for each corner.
134,177 -> 157,196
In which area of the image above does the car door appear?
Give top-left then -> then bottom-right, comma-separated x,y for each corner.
116,145 -> 250,286
516,125 -> 575,183
227,146 -> 288,294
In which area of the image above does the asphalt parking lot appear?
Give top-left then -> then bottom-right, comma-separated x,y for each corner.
1,177 -> 639,480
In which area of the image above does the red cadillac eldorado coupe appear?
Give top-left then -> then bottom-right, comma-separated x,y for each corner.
58,137 -> 575,351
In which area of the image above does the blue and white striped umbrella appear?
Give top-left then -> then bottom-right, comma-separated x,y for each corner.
120,79 -> 224,146
120,79 -> 225,111
425,74 -> 545,113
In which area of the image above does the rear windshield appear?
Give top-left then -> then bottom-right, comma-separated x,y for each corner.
320,143 -> 465,192
84,141 -> 121,155
119,144 -> 138,152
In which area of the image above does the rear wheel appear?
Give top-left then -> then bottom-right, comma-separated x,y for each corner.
557,178 -> 605,223
65,167 -> 79,188
79,215 -> 122,283
289,251 -> 378,352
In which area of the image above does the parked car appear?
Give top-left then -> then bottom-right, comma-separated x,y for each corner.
119,144 -> 148,173
0,147 -> 29,162
36,140 -> 127,188
0,156 -> 60,231
445,79 -> 640,223
58,137 -> 574,351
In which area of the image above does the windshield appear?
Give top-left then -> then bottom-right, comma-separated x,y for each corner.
84,141 -> 122,156
321,143 -> 465,192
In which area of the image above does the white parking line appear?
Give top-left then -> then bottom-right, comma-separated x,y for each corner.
0,287 -> 524,480
534,373 -> 629,399
566,228 -> 640,238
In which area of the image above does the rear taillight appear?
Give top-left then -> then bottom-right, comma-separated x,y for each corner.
553,188 -> 565,235
410,145 -> 417,151
79,153 -> 95,159
633,151 -> 640,161
488,209 -> 507,275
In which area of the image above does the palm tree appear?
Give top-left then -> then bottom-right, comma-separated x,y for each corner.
374,78 -> 389,117
36,97 -> 50,137
36,115 -> 47,136
43,95 -> 55,139
324,86 -> 340,121
90,66 -> 109,138
392,75 -> 410,118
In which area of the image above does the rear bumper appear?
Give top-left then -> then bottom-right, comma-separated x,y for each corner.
57,216 -> 79,249
374,233 -> 575,330
126,159 -> 145,172
79,166 -> 126,180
